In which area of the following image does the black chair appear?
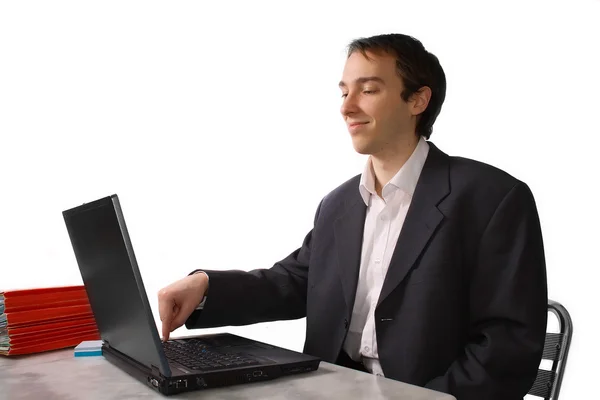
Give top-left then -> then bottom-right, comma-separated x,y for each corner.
528,300 -> 573,400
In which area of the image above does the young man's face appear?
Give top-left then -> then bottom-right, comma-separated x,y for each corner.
339,50 -> 418,156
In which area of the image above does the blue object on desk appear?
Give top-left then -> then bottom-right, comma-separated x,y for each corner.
74,340 -> 103,357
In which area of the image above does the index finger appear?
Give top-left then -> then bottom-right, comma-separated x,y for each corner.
158,292 -> 174,341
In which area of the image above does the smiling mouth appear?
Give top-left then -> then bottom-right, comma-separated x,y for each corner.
349,122 -> 369,127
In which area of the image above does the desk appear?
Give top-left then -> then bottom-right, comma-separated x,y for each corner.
0,349 -> 456,400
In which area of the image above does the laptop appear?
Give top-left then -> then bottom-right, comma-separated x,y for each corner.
62,194 -> 320,395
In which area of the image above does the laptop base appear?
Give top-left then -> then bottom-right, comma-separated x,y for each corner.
102,337 -> 319,396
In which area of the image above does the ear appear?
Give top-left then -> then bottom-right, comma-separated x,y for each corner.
410,86 -> 432,116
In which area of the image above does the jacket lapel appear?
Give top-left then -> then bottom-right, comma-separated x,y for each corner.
334,197 -> 367,313
377,143 -> 450,307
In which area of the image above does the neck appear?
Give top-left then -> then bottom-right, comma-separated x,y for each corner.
371,135 -> 420,197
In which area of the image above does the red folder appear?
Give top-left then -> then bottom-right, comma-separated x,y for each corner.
3,332 -> 101,356
3,304 -> 94,326
6,316 -> 97,336
9,326 -> 100,347
0,285 -> 101,356
1,285 -> 89,313
9,323 -> 98,342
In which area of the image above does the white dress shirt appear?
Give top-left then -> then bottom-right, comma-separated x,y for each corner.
342,136 -> 430,376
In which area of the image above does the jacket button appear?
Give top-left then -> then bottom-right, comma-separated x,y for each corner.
344,319 -> 349,329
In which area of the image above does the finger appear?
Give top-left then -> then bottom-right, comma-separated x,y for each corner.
158,292 -> 175,341
162,320 -> 171,342
163,303 -> 183,341
158,289 -> 171,321
161,310 -> 173,341
171,302 -> 197,331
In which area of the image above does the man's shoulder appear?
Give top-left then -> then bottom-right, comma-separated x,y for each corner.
313,174 -> 362,220
441,150 -> 535,209
329,173 -> 362,196
448,154 -> 520,188
322,174 -> 361,204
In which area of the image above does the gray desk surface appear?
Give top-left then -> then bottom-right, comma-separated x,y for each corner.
0,349 -> 456,400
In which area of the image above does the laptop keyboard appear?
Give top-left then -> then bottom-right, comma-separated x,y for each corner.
163,339 -> 260,371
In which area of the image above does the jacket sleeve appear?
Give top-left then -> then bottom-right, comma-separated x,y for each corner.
425,182 -> 548,400
185,200 -> 322,329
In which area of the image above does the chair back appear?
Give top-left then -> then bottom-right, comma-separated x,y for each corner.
527,300 -> 573,400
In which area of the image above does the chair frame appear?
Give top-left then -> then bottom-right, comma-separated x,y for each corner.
528,299 -> 573,400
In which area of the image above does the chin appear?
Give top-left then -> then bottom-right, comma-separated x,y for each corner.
351,138 -> 375,155
353,146 -> 371,155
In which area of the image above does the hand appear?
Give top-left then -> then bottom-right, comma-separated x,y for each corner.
157,272 -> 208,341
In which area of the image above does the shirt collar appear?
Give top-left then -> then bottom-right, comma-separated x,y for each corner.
359,136 -> 430,206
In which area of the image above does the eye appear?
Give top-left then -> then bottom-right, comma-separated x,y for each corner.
341,93 -> 348,98
363,89 -> 378,94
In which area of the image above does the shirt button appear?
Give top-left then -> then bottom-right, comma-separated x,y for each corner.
374,259 -> 381,264
364,346 -> 370,352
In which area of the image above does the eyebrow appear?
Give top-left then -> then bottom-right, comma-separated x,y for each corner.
338,76 -> 386,88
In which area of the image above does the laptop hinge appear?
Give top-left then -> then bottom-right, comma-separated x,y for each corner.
151,364 -> 161,377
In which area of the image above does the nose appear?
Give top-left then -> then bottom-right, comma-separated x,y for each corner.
340,93 -> 359,117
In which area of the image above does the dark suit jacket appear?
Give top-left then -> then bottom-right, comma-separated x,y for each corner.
185,142 -> 548,400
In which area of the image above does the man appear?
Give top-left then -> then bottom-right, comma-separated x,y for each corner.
157,33 -> 548,399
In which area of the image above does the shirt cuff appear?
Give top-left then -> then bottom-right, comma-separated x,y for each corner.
192,271 -> 209,310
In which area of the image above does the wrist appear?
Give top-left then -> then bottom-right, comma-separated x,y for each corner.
191,271 -> 209,307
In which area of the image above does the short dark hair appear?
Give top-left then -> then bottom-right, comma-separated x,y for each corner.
347,33 -> 446,139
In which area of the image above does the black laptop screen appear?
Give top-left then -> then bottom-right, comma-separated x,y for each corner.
62,195 -> 169,375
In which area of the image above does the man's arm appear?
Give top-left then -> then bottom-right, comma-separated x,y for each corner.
185,200 -> 323,329
425,181 -> 548,399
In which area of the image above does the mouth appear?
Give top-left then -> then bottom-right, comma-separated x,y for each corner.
348,121 -> 369,133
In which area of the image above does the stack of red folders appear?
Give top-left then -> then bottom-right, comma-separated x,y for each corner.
0,285 -> 100,356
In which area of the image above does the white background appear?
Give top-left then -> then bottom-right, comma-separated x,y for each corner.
1,0 -> 598,398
